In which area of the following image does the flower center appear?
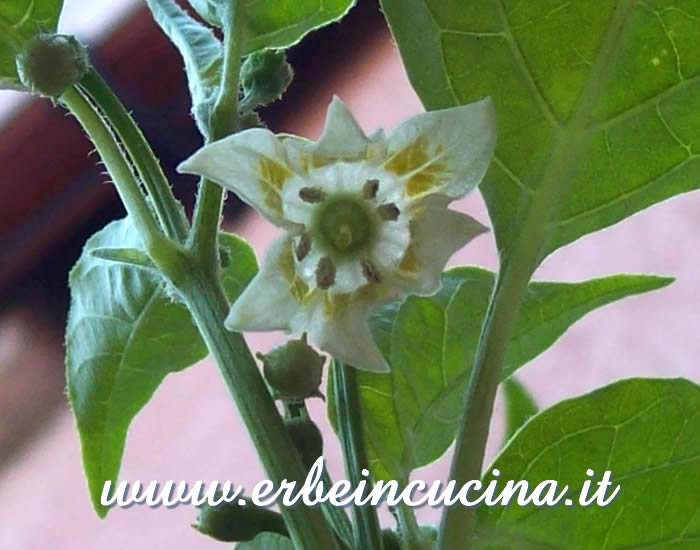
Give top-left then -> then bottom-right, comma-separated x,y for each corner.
317,198 -> 372,254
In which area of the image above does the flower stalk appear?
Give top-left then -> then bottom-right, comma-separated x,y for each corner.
332,360 -> 384,550
62,41 -> 340,550
78,67 -> 190,243
175,267 -> 341,550
189,0 -> 245,272
60,86 -> 175,261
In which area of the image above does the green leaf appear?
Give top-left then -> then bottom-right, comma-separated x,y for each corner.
144,0 -> 223,134
503,377 -> 538,443
0,0 -> 64,89
339,267 -> 672,481
66,218 -> 256,516
189,0 -> 356,54
380,0 -> 700,259
478,378 -> 700,549
236,532 -> 294,550
187,0 -> 221,27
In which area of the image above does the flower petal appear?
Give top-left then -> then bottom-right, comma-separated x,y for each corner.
383,97 -> 497,203
225,237 -> 301,332
314,96 -> 371,160
370,220 -> 411,272
400,195 -> 489,295
297,295 -> 390,373
178,129 -> 299,228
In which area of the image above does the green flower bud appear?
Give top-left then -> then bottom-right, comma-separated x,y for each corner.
284,416 -> 323,471
194,497 -> 288,542
382,528 -> 402,550
258,335 -> 325,401
16,33 -> 88,98
240,49 -> 293,109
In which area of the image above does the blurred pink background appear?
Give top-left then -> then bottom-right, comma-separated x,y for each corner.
0,2 -> 698,549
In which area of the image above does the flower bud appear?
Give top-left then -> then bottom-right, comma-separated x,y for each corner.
258,335 -> 325,401
284,416 -> 323,471
16,33 -> 88,98
240,49 -> 293,109
194,497 -> 288,542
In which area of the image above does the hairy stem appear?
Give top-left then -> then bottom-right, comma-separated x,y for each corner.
60,87 -> 170,256
189,0 -> 245,270
65,70 -> 339,550
286,402 -> 354,550
396,504 -> 429,550
79,68 -> 190,242
178,269 -> 341,550
333,361 -> 384,550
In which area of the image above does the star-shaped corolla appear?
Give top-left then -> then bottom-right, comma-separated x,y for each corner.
178,97 -> 496,372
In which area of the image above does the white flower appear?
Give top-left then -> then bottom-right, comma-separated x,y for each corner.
178,97 -> 496,372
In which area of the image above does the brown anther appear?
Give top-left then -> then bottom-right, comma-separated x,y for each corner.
361,258 -> 381,284
299,187 -> 326,203
315,257 -> 336,289
377,203 -> 400,221
295,233 -> 311,261
363,178 -> 379,199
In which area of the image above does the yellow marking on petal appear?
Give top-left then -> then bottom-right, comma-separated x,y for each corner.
366,143 -> 384,163
258,157 -> 292,189
279,241 -> 309,302
322,285 -> 380,319
323,292 -> 351,318
399,242 -> 420,274
385,138 -> 446,197
257,157 -> 293,213
264,191 -> 283,213
296,152 -> 313,175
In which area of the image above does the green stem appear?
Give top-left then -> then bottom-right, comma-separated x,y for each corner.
333,361 -> 384,550
178,269 -> 340,550
60,87 -> 170,255
396,505 -> 428,550
284,401 -> 353,550
320,469 -> 355,550
286,403 -> 354,550
189,0 -> 245,269
437,3 -> 636,548
65,70 -> 338,550
79,67 -> 189,242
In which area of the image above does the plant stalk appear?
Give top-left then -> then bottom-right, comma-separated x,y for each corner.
79,67 -> 190,242
396,504 -> 430,550
437,2 -> 637,548
333,361 -> 384,550
178,268 -> 341,550
60,87 -> 171,256
63,81 -> 339,550
189,0 -> 245,270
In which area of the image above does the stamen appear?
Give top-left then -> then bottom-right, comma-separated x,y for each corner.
299,187 -> 326,203
377,203 -> 400,221
295,233 -> 311,261
363,179 -> 379,199
361,258 -> 381,284
315,257 -> 336,289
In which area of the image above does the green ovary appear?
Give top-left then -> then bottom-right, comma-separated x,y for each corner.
317,198 -> 372,254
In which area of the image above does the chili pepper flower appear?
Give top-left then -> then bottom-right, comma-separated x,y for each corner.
178,97 -> 496,372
